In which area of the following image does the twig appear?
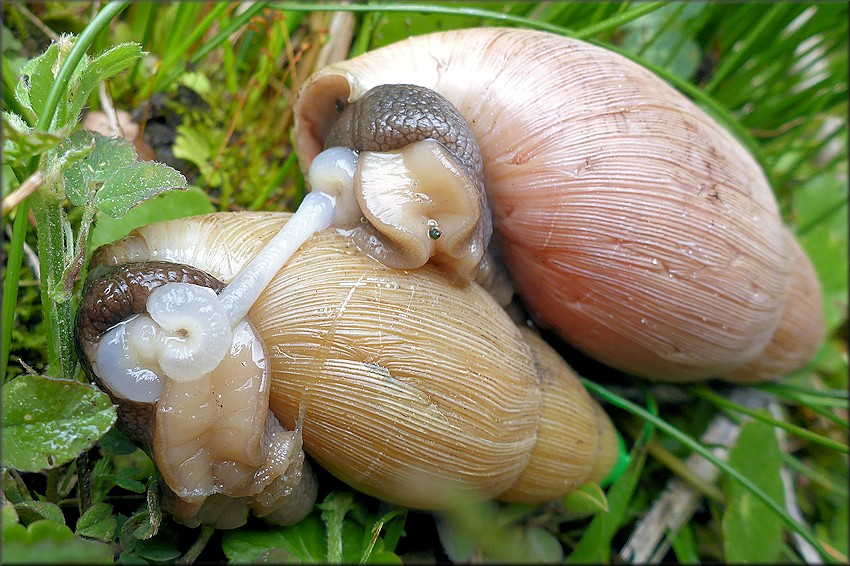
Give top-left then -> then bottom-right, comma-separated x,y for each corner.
619,388 -> 771,563
14,4 -> 61,42
98,81 -> 123,137
3,171 -> 44,215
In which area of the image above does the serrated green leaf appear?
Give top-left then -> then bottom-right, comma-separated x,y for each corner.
2,374 -> 117,472
95,161 -> 187,218
68,42 -> 143,122
75,502 -> 116,543
722,417 -> 785,563
62,131 -> 138,206
13,501 -> 66,527
2,112 -> 63,168
221,514 -> 327,563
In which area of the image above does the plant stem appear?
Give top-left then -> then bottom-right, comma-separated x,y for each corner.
30,190 -> 76,380
178,525 -> 215,564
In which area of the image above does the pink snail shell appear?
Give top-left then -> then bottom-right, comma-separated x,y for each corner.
294,27 -> 825,383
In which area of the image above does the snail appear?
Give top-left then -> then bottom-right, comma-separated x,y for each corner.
76,211 -> 621,528
75,25 -> 826,527
293,27 -> 826,383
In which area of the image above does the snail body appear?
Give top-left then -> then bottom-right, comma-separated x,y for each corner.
78,212 -> 619,523
294,27 -> 825,383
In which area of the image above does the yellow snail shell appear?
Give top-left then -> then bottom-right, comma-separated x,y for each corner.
79,212 -> 619,516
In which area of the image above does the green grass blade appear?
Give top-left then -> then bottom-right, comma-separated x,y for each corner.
269,2 -> 577,37
1,201 -> 30,383
572,2 -> 668,40
581,379 -> 838,563
150,2 -> 232,93
758,382 -> 849,401
690,387 -> 848,454
704,4 -> 796,95
783,453 -> 850,499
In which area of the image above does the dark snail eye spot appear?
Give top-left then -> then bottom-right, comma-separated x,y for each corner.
335,99 -> 345,113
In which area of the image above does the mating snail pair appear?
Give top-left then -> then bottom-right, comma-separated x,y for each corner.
76,28 -> 825,528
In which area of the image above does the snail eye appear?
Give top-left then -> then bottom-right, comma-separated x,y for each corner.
334,99 -> 345,113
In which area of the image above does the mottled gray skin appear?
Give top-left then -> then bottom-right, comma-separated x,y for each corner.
325,84 -> 485,192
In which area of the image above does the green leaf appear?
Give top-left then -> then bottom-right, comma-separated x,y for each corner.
51,129 -> 97,204
67,42 -> 143,122
722,417 -> 785,563
90,185 -> 213,249
2,374 -> 117,472
15,43 -> 58,124
520,526 -> 564,562
1,511 -> 113,565
561,482 -> 609,519
62,131 -> 134,205
95,161 -> 187,218
221,514 -> 327,563
98,426 -> 139,456
436,499 -> 565,563
134,530 -> 181,562
2,112 -> 63,168
115,468 -> 146,494
76,502 -> 117,543
13,501 -> 66,527
172,123 -> 216,180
